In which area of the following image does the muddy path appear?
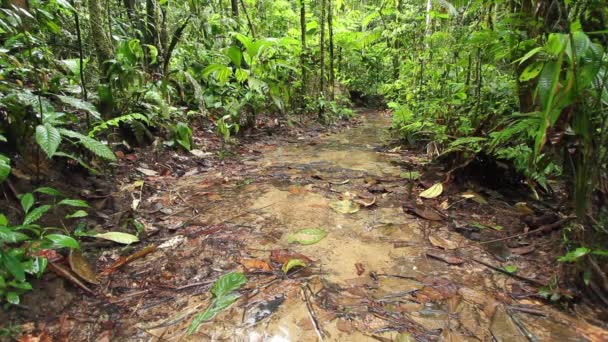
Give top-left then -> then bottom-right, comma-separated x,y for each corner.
22,109 -> 608,341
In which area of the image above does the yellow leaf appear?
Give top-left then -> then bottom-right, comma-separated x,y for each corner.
419,183 -> 443,199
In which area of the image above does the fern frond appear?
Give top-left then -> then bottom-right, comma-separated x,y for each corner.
59,129 -> 116,161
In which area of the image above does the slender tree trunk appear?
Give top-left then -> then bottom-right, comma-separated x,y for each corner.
320,0 -> 326,99
300,0 -> 307,107
231,0 -> 239,18
71,0 -> 88,125
145,0 -> 160,72
88,0 -> 113,75
328,0 -> 335,100
240,0 -> 256,37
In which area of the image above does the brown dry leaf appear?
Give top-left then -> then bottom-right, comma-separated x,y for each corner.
439,200 -> 449,210
69,250 -> 100,285
354,197 -> 376,207
270,249 -> 313,264
412,205 -> 444,221
458,287 -> 490,306
297,310 -> 336,330
240,258 -> 273,272
461,191 -> 487,204
355,262 -> 365,276
336,318 -> 355,333
426,250 -> 465,265
287,185 -> 308,194
510,245 -> 535,255
429,235 -> 458,250
514,202 -> 535,215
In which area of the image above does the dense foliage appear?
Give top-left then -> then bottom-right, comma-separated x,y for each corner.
0,0 -> 606,304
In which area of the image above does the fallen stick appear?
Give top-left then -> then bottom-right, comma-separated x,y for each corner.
471,257 -> 546,287
450,216 -> 576,250
302,284 -> 325,341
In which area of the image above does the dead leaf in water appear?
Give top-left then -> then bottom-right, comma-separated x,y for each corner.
354,197 -> 376,207
426,250 -> 465,265
287,228 -> 327,245
419,183 -> 443,199
270,249 -> 313,264
69,250 -> 99,285
429,235 -> 458,250
282,258 -> 307,273
240,259 -> 273,272
329,200 -> 360,214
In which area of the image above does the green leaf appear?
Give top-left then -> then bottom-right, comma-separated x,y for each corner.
286,228 -> 328,245
58,199 -> 90,208
519,62 -> 543,82
2,252 -> 25,282
6,291 -> 19,305
45,234 -> 79,249
226,46 -> 242,66
55,95 -> 101,120
23,205 -> 51,225
503,265 -> 518,273
35,187 -> 63,197
0,227 -> 29,243
0,214 -> 7,226
94,232 -> 139,244
329,200 -> 360,214
211,272 -> 247,298
558,247 -> 590,262
65,210 -> 88,219
0,154 -> 10,182
400,171 -> 421,180
35,124 -> 62,158
282,259 -> 307,273
20,193 -> 34,214
59,129 -> 116,161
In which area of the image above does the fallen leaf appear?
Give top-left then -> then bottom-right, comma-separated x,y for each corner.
329,200 -> 360,214
419,183 -> 443,199
95,232 -> 139,245
404,203 -> 444,221
329,179 -> 350,185
270,249 -> 313,264
136,167 -> 158,176
240,259 -> 273,272
426,250 -> 465,265
190,149 -> 212,158
287,185 -> 308,194
461,191 -> 487,204
355,262 -> 365,276
429,235 -> 458,250
514,202 -> 534,215
287,228 -> 327,245
282,258 -> 307,273
510,245 -> 535,255
69,250 -> 99,285
354,197 -> 376,207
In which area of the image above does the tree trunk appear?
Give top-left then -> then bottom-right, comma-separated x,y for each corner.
88,0 -> 114,75
319,0 -> 326,99
231,0 -> 238,18
300,0 -> 307,106
328,0 -> 335,100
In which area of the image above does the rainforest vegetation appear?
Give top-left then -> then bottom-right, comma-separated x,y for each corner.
0,0 -> 607,338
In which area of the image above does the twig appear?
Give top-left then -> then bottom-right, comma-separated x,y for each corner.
471,258 -> 546,287
302,285 -> 325,341
450,217 -> 576,250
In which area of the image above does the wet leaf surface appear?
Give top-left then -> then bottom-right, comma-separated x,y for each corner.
68,250 -> 99,285
286,228 -> 328,245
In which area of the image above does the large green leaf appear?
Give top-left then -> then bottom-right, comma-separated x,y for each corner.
211,272 -> 247,298
2,252 -> 25,282
56,95 -> 101,120
58,199 -> 90,208
23,205 -> 51,225
45,234 -> 79,249
20,193 -> 34,214
0,227 -> 29,244
35,124 -> 62,158
0,154 -> 10,182
59,129 -> 116,161
226,46 -> 242,66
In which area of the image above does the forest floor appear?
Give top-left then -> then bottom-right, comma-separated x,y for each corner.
10,109 -> 608,341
